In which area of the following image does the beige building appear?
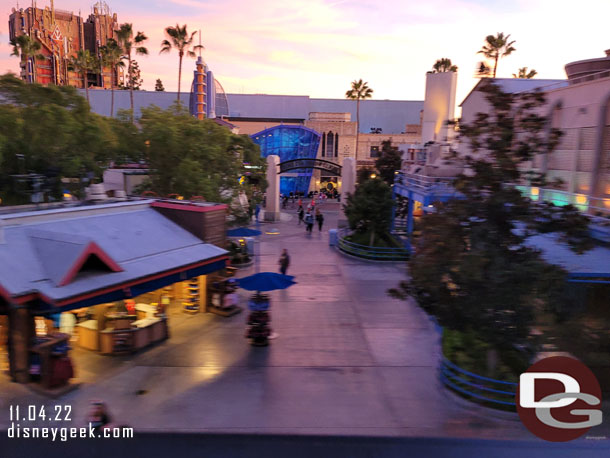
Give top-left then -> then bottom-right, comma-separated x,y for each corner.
459,50 -> 610,215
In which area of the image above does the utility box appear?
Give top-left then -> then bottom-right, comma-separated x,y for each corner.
329,229 -> 338,246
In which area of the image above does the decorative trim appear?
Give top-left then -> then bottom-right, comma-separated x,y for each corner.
57,242 -> 123,287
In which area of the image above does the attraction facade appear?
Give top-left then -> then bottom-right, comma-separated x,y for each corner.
8,1 -> 119,88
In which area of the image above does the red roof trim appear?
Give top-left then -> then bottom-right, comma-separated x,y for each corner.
52,254 -> 228,307
151,201 -> 228,213
58,242 -> 123,287
1,254 -> 228,307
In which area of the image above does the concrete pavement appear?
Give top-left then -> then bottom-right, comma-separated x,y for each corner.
0,205 -> 551,440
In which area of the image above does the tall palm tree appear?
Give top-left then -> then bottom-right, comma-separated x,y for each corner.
10,35 -> 45,83
99,39 -> 125,117
160,24 -> 203,103
345,79 -> 373,158
432,58 -> 458,73
116,23 -> 148,122
477,32 -> 516,78
68,50 -> 98,103
512,67 -> 537,79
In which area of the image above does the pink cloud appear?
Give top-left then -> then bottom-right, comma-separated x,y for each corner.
2,0 -> 610,106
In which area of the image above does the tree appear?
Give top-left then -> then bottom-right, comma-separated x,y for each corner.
477,61 -> 491,77
344,178 -> 394,247
138,103 -> 266,219
513,67 -> 537,79
345,79 -> 373,159
155,78 -> 165,91
0,74 -> 119,203
477,32 -> 516,78
432,58 -> 458,73
390,81 -> 592,372
119,60 -> 143,91
375,140 -> 402,185
10,35 -> 45,83
99,38 -> 125,117
68,50 -> 99,104
116,23 -> 148,122
160,24 -> 203,102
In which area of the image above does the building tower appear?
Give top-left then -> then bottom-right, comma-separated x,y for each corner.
421,71 -> 457,144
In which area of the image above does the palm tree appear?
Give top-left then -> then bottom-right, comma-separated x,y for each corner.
116,23 -> 148,122
477,32 -> 516,78
432,58 -> 458,73
512,67 -> 537,79
68,50 -> 98,103
345,79 -> 373,158
160,24 -> 203,103
10,35 -> 45,83
99,39 -> 125,117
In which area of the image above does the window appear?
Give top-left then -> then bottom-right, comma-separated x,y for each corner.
326,132 -> 334,156
370,146 -> 380,158
321,134 -> 326,157
334,134 -> 339,157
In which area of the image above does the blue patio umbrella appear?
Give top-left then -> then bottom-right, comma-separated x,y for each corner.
236,272 -> 296,292
227,227 -> 262,237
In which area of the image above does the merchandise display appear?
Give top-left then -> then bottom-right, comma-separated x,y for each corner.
246,294 -> 272,346
184,278 -> 200,314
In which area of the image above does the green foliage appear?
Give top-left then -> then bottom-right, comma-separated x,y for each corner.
374,140 -> 402,185
477,32 -> 516,78
390,81 -> 592,353
0,73 -> 267,217
513,67 -> 537,79
119,60 -> 143,91
160,24 -> 202,101
432,58 -> 458,73
10,35 -> 45,83
137,104 -> 266,218
343,178 -> 394,246
442,329 -> 529,382
0,74 -> 119,203
155,79 -> 165,91
68,50 -> 99,102
116,23 -> 148,121
345,79 -> 373,102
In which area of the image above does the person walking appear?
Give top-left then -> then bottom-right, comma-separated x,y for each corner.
304,211 -> 314,233
297,205 -> 304,225
255,203 -> 261,222
315,208 -> 324,232
278,249 -> 290,275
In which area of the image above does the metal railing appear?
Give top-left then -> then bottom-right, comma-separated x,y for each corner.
337,228 -> 409,261
394,172 -> 457,190
514,185 -> 610,218
440,358 -> 517,407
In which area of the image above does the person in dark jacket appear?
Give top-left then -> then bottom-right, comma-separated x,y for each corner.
297,206 -> 304,225
315,208 -> 324,232
278,249 -> 290,275
304,211 -> 314,233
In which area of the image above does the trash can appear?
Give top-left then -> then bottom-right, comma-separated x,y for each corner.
246,237 -> 255,255
329,229 -> 338,246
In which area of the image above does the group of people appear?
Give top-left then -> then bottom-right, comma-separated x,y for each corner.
298,205 -> 324,233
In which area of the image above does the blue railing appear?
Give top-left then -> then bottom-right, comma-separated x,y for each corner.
440,358 -> 517,407
337,228 -> 409,261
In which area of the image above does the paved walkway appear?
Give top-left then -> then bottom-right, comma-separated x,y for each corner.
0,205 -> 591,440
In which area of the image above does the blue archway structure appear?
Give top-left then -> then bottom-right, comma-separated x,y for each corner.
251,125 -> 321,196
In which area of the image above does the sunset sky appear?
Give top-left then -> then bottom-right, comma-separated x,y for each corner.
1,0 -> 609,105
